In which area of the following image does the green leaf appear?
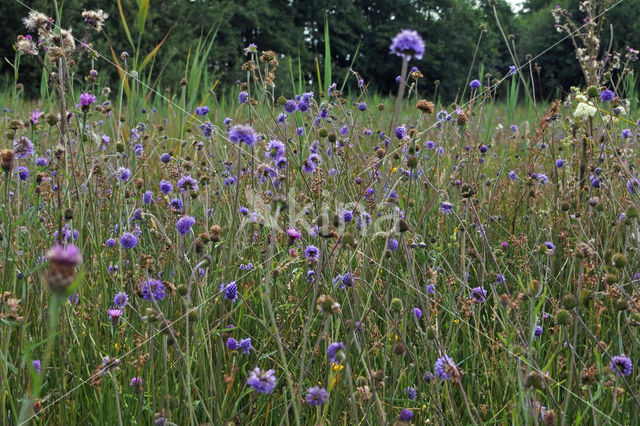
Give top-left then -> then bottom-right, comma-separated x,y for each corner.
137,0 -> 150,35
323,13 -> 331,94
116,0 -> 135,49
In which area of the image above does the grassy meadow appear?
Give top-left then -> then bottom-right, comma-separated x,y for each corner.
2,4 -> 640,426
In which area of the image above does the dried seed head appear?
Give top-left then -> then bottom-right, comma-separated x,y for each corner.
416,99 -> 435,114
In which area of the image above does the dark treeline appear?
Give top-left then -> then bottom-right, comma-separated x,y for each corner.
1,0 -> 639,101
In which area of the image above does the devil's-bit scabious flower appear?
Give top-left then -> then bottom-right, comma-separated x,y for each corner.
120,232 -> 138,249
176,215 -> 195,236
327,342 -> 346,363
404,387 -> 417,400
388,238 -> 399,251
469,79 -> 481,89
142,190 -> 153,205
45,244 -> 82,293
177,175 -> 199,192
435,354 -> 456,380
229,124 -> 257,146
395,126 -> 407,140
139,278 -> 166,302
265,140 -> 285,160
227,337 -> 239,350
247,367 -> 277,394
600,89 -> 615,102
195,106 -> 209,116
534,325 -> 543,337
238,91 -> 249,104
304,245 -> 320,261
411,307 -> 422,319
440,202 -> 453,215
509,170 -> 517,181
306,386 -> 329,406
470,286 -> 487,303
610,354 -> 633,376
358,102 -> 367,111
390,30 -> 425,60
544,241 -> 556,254
16,166 -> 28,181
32,360 -> 41,374
555,159 -> 565,168
113,291 -> 129,308
13,137 -> 34,159
398,409 -> 413,422
160,152 -> 171,163
622,129 -> 632,138
116,167 -> 131,182
220,281 -> 237,302
160,179 -> 173,194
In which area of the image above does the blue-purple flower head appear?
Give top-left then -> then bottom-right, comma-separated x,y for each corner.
238,91 -> 249,104
610,354 -> 633,376
543,241 -> 556,254
160,152 -> 171,163
327,342 -> 346,363
220,281 -> 238,302
435,354 -> 456,380
469,79 -> 481,89
358,102 -> 367,111
16,166 -> 29,181
555,159 -> 565,168
508,170 -> 517,181
160,179 -> 173,195
534,325 -> 543,337
411,307 -> 422,319
305,386 -> 329,406
404,387 -> 417,400
177,174 -> 199,192
32,360 -> 41,374
176,215 -> 195,236
113,291 -> 129,308
139,278 -> 166,302
388,238 -> 399,251
116,167 -> 131,182
265,139 -> 285,160
470,286 -> 487,303
304,245 -> 320,261
398,409 -> 413,422
13,136 -> 34,159
120,232 -> 138,249
600,89 -> 615,102
389,30 -> 425,61
195,105 -> 209,116
142,190 -> 153,205
247,367 -> 277,394
440,201 -> 454,215
622,129 -> 632,139
395,126 -> 407,140
229,124 -> 257,146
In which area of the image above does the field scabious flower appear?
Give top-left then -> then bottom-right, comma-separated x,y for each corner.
160,180 -> 173,194
305,386 -> 329,406
389,30 -> 425,60
435,354 -> 456,380
395,126 -> 406,140
610,354 -> 632,376
440,202 -> 453,215
469,79 -> 481,89
247,367 -> 277,394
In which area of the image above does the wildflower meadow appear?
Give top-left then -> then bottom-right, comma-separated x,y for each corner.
2,1 -> 640,425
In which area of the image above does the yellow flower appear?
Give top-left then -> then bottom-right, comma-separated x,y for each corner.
453,319 -> 459,325
332,362 -> 344,372
392,167 -> 397,173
